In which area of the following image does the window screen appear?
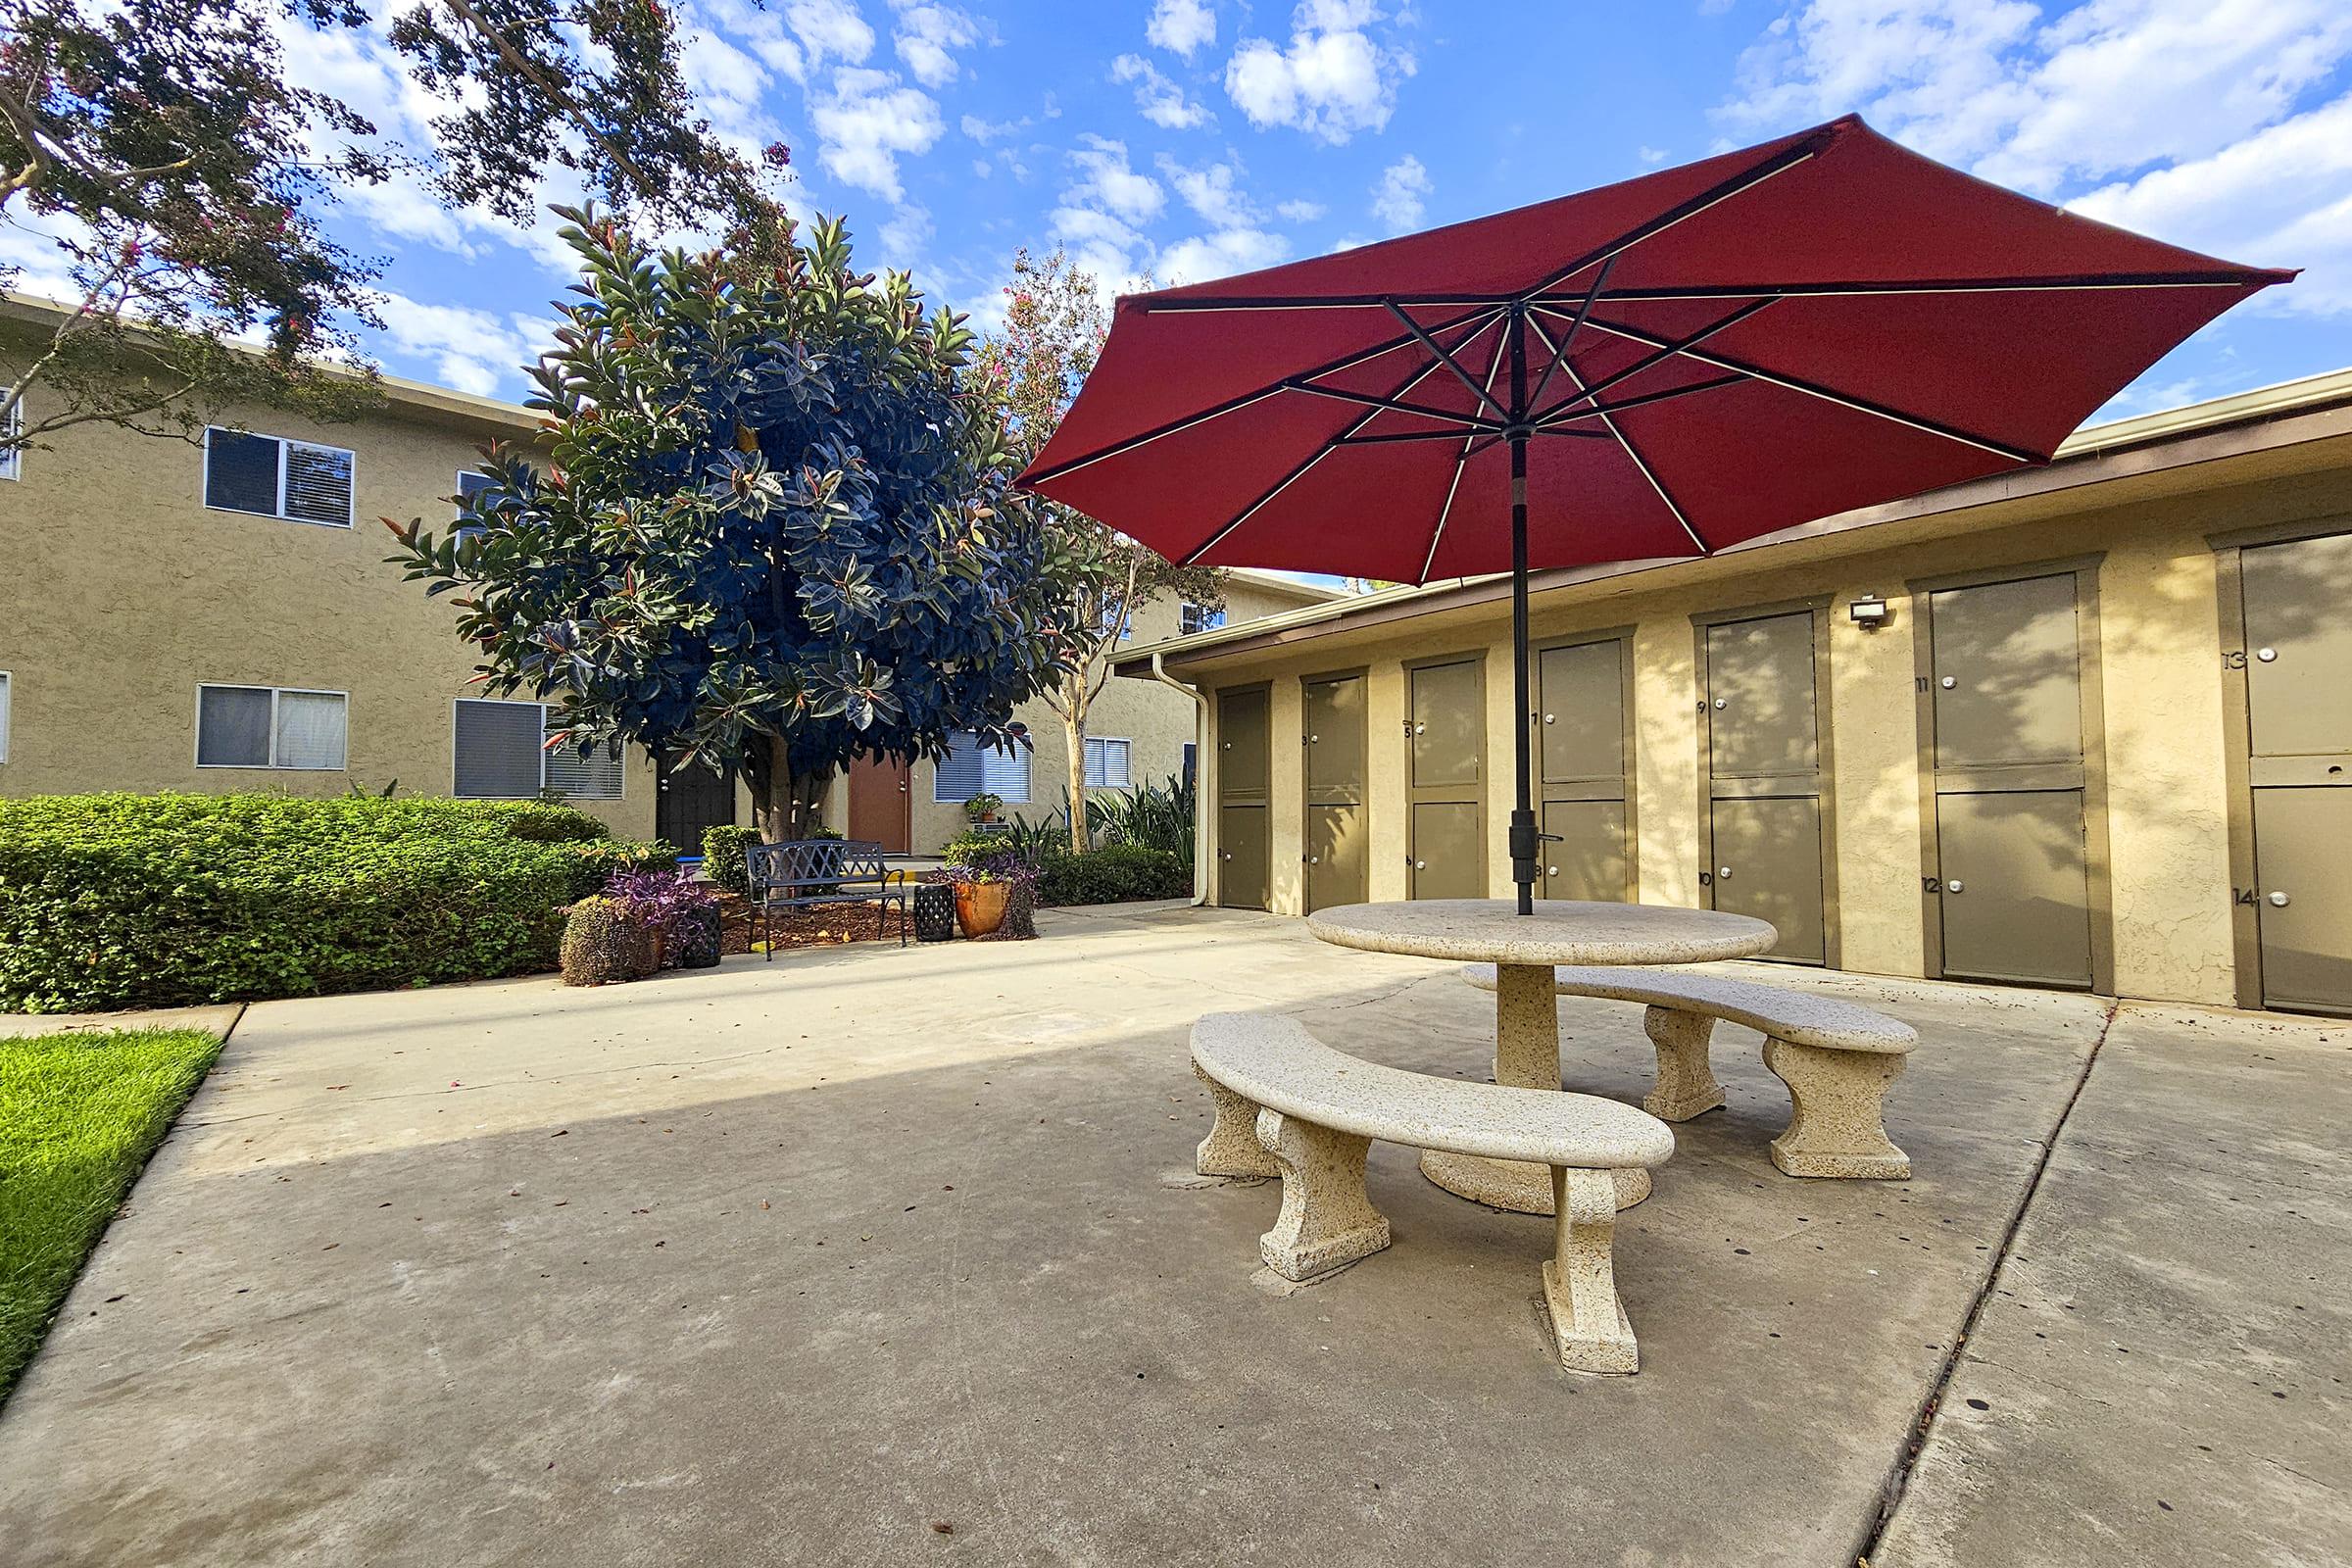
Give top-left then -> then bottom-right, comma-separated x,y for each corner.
204,428 -> 354,525
456,470 -> 493,544
542,713 -> 623,801
1180,602 -> 1226,635
273,691 -> 348,769
0,391 -> 21,481
453,699 -> 547,798
1083,736 -> 1132,789
933,731 -> 1031,804
196,686 -> 273,766
205,430 -> 280,515
282,442 -> 354,526
0,671 -> 11,760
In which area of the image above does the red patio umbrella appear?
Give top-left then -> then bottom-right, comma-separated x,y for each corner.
1014,114 -> 2291,914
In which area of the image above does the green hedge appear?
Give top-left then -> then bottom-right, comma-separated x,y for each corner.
0,794 -> 660,1012
1035,845 -> 1190,906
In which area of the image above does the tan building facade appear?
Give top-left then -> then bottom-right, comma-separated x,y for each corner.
1119,371 -> 2352,1016
0,356 -> 1328,857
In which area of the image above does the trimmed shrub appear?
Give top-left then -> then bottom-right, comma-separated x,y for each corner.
562,839 -> 680,901
702,824 -> 758,897
0,793 -> 605,1012
1034,846 -> 1190,907
560,896 -> 654,986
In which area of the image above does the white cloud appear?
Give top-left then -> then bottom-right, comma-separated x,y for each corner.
878,203 -> 935,270
1224,0 -> 1415,144
889,1 -> 982,88
1067,134 -> 1165,223
370,293 -> 554,398
1158,156 -> 1259,226
1148,0 -> 1218,59
811,66 -> 945,202
1638,144 -> 1669,166
1274,197 -> 1327,221
1714,0 -> 2352,316
1112,53 -> 1212,129
1370,153 -> 1430,231
960,113 -> 1023,143
782,0 -> 877,77
1158,226 -> 1287,285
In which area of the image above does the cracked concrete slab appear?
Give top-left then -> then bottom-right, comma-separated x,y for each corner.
1873,1002 -> 2352,1568
0,906 -> 2292,1566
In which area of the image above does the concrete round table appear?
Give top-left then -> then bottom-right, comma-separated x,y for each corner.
1305,899 -> 1779,1215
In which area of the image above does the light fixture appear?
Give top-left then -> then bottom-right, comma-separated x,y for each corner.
1848,593 -> 1890,630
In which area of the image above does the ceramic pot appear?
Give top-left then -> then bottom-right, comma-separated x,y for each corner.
954,880 -> 1008,937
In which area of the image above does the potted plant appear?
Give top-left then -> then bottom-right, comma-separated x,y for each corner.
932,844 -> 1033,938
963,791 -> 1005,827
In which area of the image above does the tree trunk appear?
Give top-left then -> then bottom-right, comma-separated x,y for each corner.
753,733 -> 831,843
1065,703 -> 1090,856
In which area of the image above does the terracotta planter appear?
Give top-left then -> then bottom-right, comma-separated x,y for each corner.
954,880 -> 1009,938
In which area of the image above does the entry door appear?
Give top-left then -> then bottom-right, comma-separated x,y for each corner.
846,754 -> 910,853
2241,532 -> 2352,1012
1537,638 -> 1631,902
1216,686 -> 1270,910
1703,612 -> 1827,962
1303,674 -> 1367,911
656,755 -> 735,857
1408,658 -> 1485,899
1925,572 -> 2095,988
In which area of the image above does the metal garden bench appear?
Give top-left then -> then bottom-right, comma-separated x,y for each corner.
745,839 -> 911,955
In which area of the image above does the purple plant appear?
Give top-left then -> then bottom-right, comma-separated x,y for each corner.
604,866 -> 719,932
927,844 -> 1036,887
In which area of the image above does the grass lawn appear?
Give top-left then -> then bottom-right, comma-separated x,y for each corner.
0,1027 -> 224,1403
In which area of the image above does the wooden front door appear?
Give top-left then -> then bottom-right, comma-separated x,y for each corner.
847,755 -> 911,853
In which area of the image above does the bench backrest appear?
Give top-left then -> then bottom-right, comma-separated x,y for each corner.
746,839 -> 889,895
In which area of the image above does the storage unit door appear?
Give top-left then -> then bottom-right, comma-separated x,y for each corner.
2250,788 -> 2352,1013
2242,531 -> 2352,1012
1303,674 -> 1368,911
1709,796 -> 1825,962
1408,660 -> 1484,900
1218,805 -> 1270,911
1541,799 -> 1628,904
1930,575 -> 2083,769
1705,613 -> 1818,779
1935,790 -> 2093,988
1410,803 -> 1485,901
1539,641 -> 1624,785
1218,687 -> 1270,803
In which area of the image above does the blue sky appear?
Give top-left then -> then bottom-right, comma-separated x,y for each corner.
229,2 -> 2352,417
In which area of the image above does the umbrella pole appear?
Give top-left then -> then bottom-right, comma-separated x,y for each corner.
1507,312 -> 1538,915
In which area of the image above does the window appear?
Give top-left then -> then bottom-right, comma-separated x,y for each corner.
0,670 -> 11,761
203,427 -> 355,526
933,730 -> 1031,804
0,391 -> 21,481
1083,736 -> 1132,789
1181,741 -> 1196,791
1180,601 -> 1226,635
455,470 -> 492,546
1099,602 -> 1133,642
452,699 -> 623,801
195,685 -> 347,769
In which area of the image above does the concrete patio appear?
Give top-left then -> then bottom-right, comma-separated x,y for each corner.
1,904 -> 2344,1566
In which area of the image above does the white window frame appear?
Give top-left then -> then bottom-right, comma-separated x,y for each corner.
1180,600 -> 1226,635
201,426 -> 357,528
193,684 -> 349,770
0,391 -> 22,482
1083,735 -> 1133,790
932,729 -> 1031,805
0,669 -> 11,762
450,698 -> 626,802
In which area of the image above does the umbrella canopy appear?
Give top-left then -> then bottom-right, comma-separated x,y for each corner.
1015,114 -> 2291,910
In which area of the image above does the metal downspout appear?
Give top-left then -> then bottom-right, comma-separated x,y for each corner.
1150,650 -> 1211,907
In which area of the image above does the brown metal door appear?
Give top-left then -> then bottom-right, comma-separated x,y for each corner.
1936,791 -> 2092,986
1538,639 -> 1631,901
1216,687 -> 1270,910
1541,799 -> 1627,904
1709,796 -> 1825,962
1702,611 -> 1827,962
845,754 -> 910,853
1304,674 -> 1367,910
2242,532 -> 2352,1011
1925,573 -> 2094,989
1408,659 -> 1484,899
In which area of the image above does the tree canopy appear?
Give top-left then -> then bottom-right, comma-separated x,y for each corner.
388,207 -> 1070,839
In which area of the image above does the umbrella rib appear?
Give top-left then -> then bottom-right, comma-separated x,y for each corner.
1020,303 -> 1499,487
1543,270 -> 2276,307
1384,301 -> 1510,422
1417,329 -> 1513,582
1559,357 -> 1711,554
1526,298 -> 1774,425
1527,255 -> 1614,415
1175,333 -> 1471,567
1282,378 -> 1504,431
1544,373 -> 1747,424
1573,314 -> 2043,463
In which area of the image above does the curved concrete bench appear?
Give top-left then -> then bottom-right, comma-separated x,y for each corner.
1463,964 -> 1917,1180
1192,1011 -> 1674,1374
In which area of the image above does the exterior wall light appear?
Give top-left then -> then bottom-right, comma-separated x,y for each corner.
1848,593 -> 1891,630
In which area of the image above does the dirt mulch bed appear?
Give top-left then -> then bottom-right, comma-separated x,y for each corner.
712,892 -> 909,955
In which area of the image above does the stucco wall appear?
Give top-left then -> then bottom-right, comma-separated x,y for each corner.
1177,458 -> 2352,1009
0,392 -> 662,838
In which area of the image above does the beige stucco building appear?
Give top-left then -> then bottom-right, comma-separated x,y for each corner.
0,339 -> 1329,858
1119,370 -> 2352,1016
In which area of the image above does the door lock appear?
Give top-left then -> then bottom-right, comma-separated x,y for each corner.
1308,856 -> 1320,864
1712,698 -> 1727,710
1946,879 -> 1965,894
2257,648 -> 2278,662
2269,890 -> 2291,906
1940,675 -> 1958,690
1543,713 -> 1555,724
1717,866 -> 1732,879
1414,859 -> 1426,870
1546,865 -> 1558,877
1414,722 -> 1427,734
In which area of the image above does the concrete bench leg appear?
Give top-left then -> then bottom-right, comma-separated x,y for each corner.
1641,1006 -> 1726,1121
1761,1038 -> 1912,1180
1194,1065 -> 1278,1179
1256,1109 -> 1391,1282
1543,1167 -> 1639,1374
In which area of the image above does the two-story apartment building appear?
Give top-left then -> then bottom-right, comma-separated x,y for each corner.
0,311 -> 1333,855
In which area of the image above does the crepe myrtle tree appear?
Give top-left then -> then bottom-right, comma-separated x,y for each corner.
387,206 -> 1071,843
976,247 -> 1222,855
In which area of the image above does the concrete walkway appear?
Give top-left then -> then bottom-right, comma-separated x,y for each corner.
0,906 -> 2343,1566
